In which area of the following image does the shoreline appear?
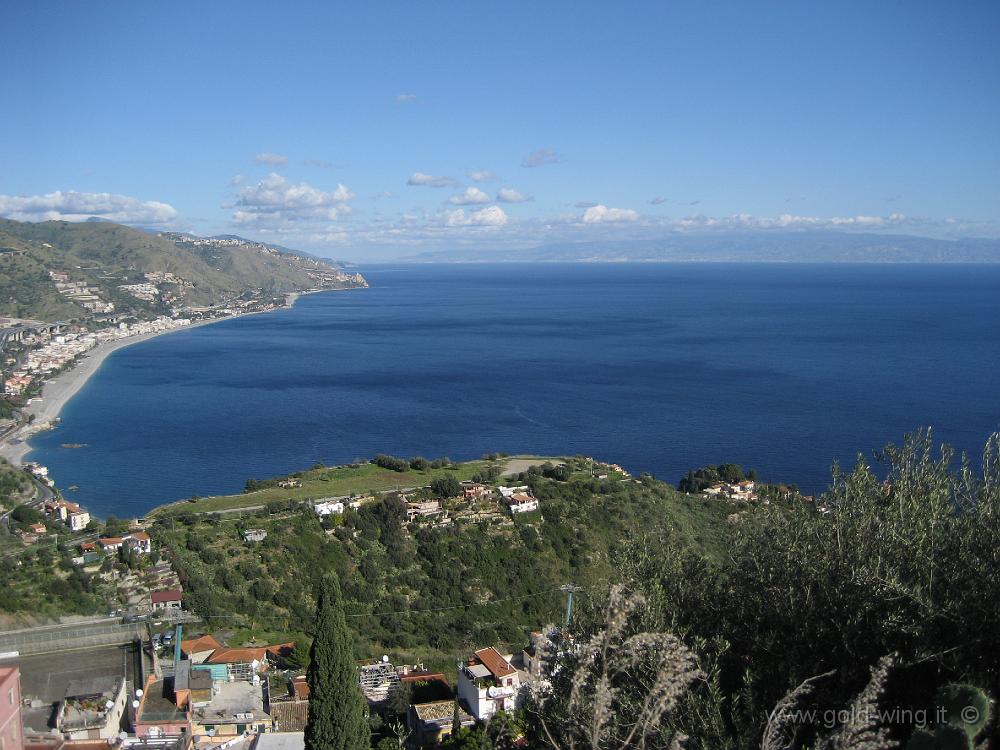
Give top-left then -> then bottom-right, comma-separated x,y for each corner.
0,289 -> 324,466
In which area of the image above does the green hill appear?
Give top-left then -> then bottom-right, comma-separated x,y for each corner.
0,218 -> 366,321
142,456 -> 737,668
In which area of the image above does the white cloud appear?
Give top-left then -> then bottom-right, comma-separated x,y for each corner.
448,187 -> 491,205
469,169 -> 497,183
372,191 -> 395,199
395,93 -> 418,103
446,205 -> 508,227
254,152 -> 288,166
231,172 -> 354,226
575,201 -> 598,209
230,174 -> 245,186
582,205 -> 639,223
522,148 -> 562,168
672,212 -> 912,231
0,190 -> 178,225
407,172 -> 460,188
497,187 -> 533,203
649,196 -> 666,205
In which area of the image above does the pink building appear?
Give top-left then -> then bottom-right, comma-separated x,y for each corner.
0,665 -> 24,750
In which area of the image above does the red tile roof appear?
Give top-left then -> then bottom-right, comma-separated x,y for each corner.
266,642 -> 296,661
291,677 -> 309,699
151,589 -> 182,603
181,634 -> 222,656
206,646 -> 269,664
400,671 -> 448,685
474,647 -> 516,678
270,701 -> 309,732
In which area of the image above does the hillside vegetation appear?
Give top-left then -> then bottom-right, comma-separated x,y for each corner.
527,429 -> 1000,749
0,218 -> 364,320
148,457 -> 737,669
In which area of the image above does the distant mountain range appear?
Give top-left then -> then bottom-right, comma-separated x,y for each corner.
402,231 -> 1000,264
0,219 -> 366,321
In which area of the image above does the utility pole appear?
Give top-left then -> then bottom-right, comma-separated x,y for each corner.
560,584 -> 583,630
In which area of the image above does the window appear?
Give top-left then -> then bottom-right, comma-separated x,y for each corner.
7,688 -> 12,705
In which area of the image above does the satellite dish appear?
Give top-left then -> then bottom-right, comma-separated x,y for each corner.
487,686 -> 501,698
135,689 -> 143,698
105,699 -> 115,709
132,700 -> 140,709
251,659 -> 260,668
118,732 -> 128,742
381,655 -> 389,663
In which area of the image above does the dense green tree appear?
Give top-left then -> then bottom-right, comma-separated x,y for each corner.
373,454 -> 408,472
441,727 -> 490,750
385,681 -> 412,719
429,475 -> 462,498
103,514 -> 129,535
11,504 -> 42,523
305,574 -> 369,750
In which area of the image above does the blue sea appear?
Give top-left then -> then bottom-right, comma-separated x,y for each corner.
28,263 -> 1000,519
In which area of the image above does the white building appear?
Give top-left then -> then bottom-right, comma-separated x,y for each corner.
313,499 -> 345,517
456,647 -> 521,721
497,485 -> 529,499
505,492 -> 538,514
47,500 -> 91,531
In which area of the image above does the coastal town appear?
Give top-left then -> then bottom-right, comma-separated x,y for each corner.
0,440 -> 817,749
0,262 -> 363,467
0,458 -> 575,750
0,622 -> 550,750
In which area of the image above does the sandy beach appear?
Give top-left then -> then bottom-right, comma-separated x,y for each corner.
0,316 -> 229,466
0,288 -> 343,467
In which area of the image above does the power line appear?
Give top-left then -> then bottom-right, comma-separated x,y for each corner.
195,584 -> 580,622
345,585 -> 569,618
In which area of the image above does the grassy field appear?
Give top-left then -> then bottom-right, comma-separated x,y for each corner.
150,455 -> 564,515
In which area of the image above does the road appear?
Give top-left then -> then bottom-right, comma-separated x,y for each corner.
0,617 -> 144,656
0,611 -> 199,657
1,469 -> 55,536
194,488 -> 423,515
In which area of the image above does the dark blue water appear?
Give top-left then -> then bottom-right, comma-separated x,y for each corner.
29,264 -> 1000,518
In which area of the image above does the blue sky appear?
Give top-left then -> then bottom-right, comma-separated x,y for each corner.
1,1 -> 998,259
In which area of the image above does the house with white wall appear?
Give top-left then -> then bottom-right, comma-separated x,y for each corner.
313,499 -> 345,516
456,647 -> 521,721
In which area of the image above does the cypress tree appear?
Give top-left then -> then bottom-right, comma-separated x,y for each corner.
305,574 -> 369,750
